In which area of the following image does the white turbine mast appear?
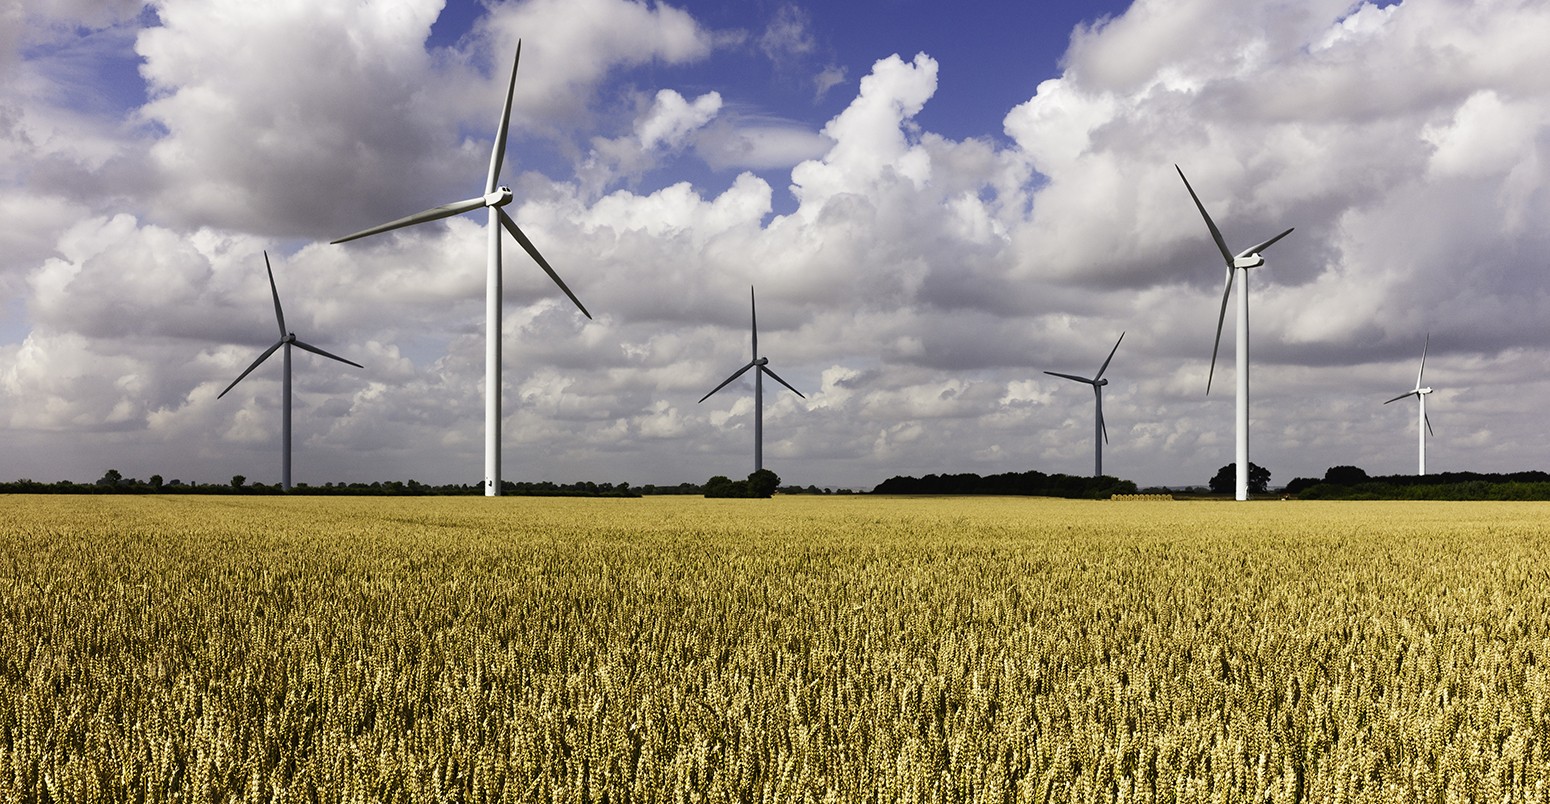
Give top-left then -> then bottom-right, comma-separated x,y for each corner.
218,252 -> 362,491
332,41 -> 590,497
1044,331 -> 1125,478
699,286 -> 805,474
1177,165 -> 1294,501
1383,334 -> 1435,475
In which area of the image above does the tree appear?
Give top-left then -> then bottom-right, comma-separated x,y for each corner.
704,475 -> 748,498
231,475 -> 246,490
1323,465 -> 1369,485
1209,463 -> 1271,495
746,469 -> 781,498
97,469 -> 123,488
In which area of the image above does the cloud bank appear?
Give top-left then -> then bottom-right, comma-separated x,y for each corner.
2,0 -> 1548,489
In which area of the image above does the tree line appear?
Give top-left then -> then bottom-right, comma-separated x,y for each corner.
871,470 -> 1137,499
1284,466 -> 1550,500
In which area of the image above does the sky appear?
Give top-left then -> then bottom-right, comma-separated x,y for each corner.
2,0 -> 1548,491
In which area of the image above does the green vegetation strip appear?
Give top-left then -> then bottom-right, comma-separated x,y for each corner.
2,496 -> 1547,801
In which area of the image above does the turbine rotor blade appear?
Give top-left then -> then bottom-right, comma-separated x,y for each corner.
498,210 -> 591,319
1207,271 -> 1234,394
264,251 -> 286,337
1176,165 -> 1234,266
1383,391 -> 1416,405
1418,333 -> 1429,387
1096,388 -> 1108,444
488,40 -> 521,194
1425,412 -> 1434,437
291,339 -> 364,369
331,195 -> 489,244
218,340 -> 283,399
750,286 -> 758,358
1239,227 -> 1295,258
761,365 -> 805,399
1095,331 -> 1125,381
1043,371 -> 1094,385
698,361 -> 756,403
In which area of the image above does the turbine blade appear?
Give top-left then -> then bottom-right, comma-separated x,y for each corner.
1238,227 -> 1295,258
1417,333 -> 1429,387
1383,391 -> 1416,405
499,209 -> 591,319
488,40 -> 521,194
1095,331 -> 1124,381
1096,389 -> 1109,444
331,195 -> 488,244
1043,371 -> 1094,385
698,361 -> 756,403
1206,271 -> 1234,394
1176,165 -> 1234,266
291,339 -> 364,369
750,286 -> 758,358
217,341 -> 283,399
1425,412 -> 1434,437
761,365 -> 805,399
264,251 -> 286,337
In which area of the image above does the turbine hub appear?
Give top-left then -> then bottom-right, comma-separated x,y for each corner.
1096,378 -> 1109,387
284,333 -> 296,343
754,357 -> 769,366
485,187 -> 514,208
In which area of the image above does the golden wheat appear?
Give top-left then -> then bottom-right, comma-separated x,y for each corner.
1,495 -> 1547,801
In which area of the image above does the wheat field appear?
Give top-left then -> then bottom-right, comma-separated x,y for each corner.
2,494 -> 1547,801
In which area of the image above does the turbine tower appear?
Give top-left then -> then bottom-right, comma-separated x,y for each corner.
332,41 -> 590,496
1177,165 -> 1294,501
219,252 -> 362,491
1044,332 -> 1124,477
1384,334 -> 1435,475
699,287 -> 804,473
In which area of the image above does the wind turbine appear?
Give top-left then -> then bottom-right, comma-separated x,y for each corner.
1045,332 -> 1124,477
1384,334 -> 1434,475
332,41 -> 590,497
699,287 -> 805,473
219,252 -> 362,491
1177,165 -> 1294,501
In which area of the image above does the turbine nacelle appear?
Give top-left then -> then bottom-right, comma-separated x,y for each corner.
755,357 -> 769,366
1233,254 -> 1265,269
485,187 -> 513,208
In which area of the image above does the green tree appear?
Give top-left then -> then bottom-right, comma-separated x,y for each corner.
1324,465 -> 1369,485
97,469 -> 123,488
746,469 -> 781,498
231,475 -> 246,490
1209,463 -> 1271,495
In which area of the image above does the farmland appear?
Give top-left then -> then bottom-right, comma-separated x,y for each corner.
2,495 -> 1548,801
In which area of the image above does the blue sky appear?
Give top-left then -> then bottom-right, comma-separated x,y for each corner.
2,0 -> 1547,490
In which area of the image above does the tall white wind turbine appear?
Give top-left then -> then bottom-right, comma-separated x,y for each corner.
1044,332 -> 1124,478
219,252 -> 362,491
332,41 -> 590,497
1177,165 -> 1294,501
699,287 -> 805,474
1384,334 -> 1435,475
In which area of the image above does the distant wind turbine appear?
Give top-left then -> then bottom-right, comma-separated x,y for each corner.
332,41 -> 590,497
699,287 -> 804,473
1177,165 -> 1294,501
1045,331 -> 1124,477
219,252 -> 362,491
1384,334 -> 1435,475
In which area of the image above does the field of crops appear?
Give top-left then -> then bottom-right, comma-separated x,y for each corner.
2,494 -> 1548,802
